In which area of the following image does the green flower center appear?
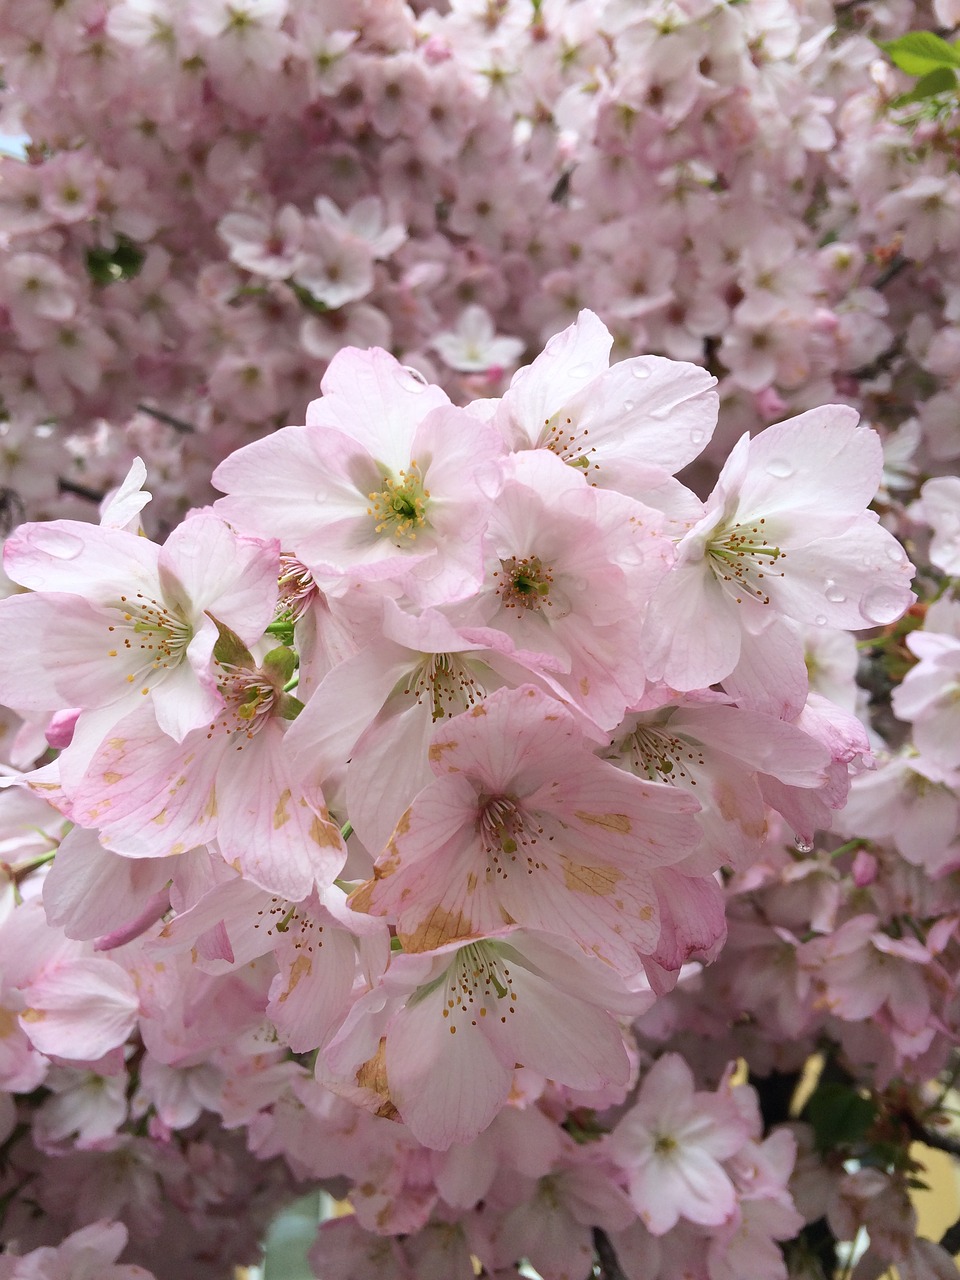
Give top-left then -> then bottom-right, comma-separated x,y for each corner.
708,516 -> 784,606
496,554 -> 553,611
368,461 -> 430,542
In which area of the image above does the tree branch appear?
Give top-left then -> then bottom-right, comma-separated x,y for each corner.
593,1227 -> 629,1280
136,402 -> 196,433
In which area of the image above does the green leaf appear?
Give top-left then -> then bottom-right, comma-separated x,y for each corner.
278,693 -> 304,721
287,280 -> 329,315
261,1191 -> 323,1280
85,234 -> 146,286
206,611 -> 254,669
893,65 -> 958,104
805,1082 -> 877,1153
880,31 -> 960,76
262,645 -> 297,687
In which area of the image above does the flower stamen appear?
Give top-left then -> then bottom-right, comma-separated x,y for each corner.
367,461 -> 430,542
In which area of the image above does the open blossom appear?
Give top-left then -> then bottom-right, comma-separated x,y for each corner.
488,308 -> 719,501
284,596 -> 568,855
0,508 -> 279,744
349,684 -> 700,975
456,449 -> 672,726
321,929 -> 638,1150
641,406 -> 915,703
0,1220 -> 156,1279
606,699 -> 831,874
911,476 -> 960,575
431,304 -> 525,373
66,641 -> 345,902
608,1054 -> 749,1235
892,599 -> 960,776
212,346 -> 505,605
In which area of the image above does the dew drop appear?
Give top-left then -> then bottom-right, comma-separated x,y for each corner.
885,543 -> 906,564
623,399 -> 636,412
632,364 -> 652,380
793,834 -> 814,854
860,586 -> 907,625
814,614 -> 827,626
691,429 -> 705,445
824,580 -> 846,604
401,364 -> 428,389
26,526 -> 84,559
765,457 -> 794,479
570,362 -> 593,379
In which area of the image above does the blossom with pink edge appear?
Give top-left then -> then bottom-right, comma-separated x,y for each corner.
489,308 -> 718,500
0,1220 -> 155,1279
457,449 -> 672,726
349,684 -> 700,974
213,346 -> 505,606
321,928 -> 639,1150
608,1054 -> 750,1235
0,511 -> 279,745
57,630 -> 343,901
641,406 -> 915,701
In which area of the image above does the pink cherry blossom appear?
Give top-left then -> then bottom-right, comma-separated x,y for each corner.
350,684 -> 700,973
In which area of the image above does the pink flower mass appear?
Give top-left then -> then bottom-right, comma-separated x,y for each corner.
2,2 -> 960,1277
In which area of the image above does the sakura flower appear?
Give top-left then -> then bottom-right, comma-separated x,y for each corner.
322,928 -> 638,1150
458,449 -> 672,726
0,511 -> 279,744
431,304 -> 525,373
606,699 -> 830,874
911,476 -> 960,576
2,900 -> 139,1064
213,346 -> 505,606
892,601 -> 960,776
68,639 -> 345,902
490,309 -> 718,497
218,204 -> 304,280
0,1220 -> 156,1280
349,684 -> 700,974
608,1053 -> 748,1235
641,407 -> 915,699
284,594 -> 573,853
313,194 -> 407,259
807,914 -> 934,1049
292,220 -> 375,310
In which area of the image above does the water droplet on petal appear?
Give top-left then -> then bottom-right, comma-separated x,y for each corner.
632,364 -> 651,380
623,400 -> 635,412
26,527 -> 84,559
885,543 -> 906,564
401,364 -> 428,390
794,834 -> 814,854
824,580 -> 846,604
765,457 -> 794,479
814,614 -> 827,626
691,429 -> 705,445
570,362 -> 593,379
860,586 -> 907,625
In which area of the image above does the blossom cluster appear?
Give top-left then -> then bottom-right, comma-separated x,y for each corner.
0,309 -> 931,1278
3,0 -> 960,1277
0,0 -> 958,533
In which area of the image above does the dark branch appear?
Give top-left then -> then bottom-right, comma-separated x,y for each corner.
941,1217 -> 960,1256
903,1112 -> 960,1160
136,402 -> 196,434
58,477 -> 105,504
593,1228 -> 629,1280
873,254 -> 908,292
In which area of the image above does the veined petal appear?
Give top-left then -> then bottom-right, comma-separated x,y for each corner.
386,978 -> 512,1150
